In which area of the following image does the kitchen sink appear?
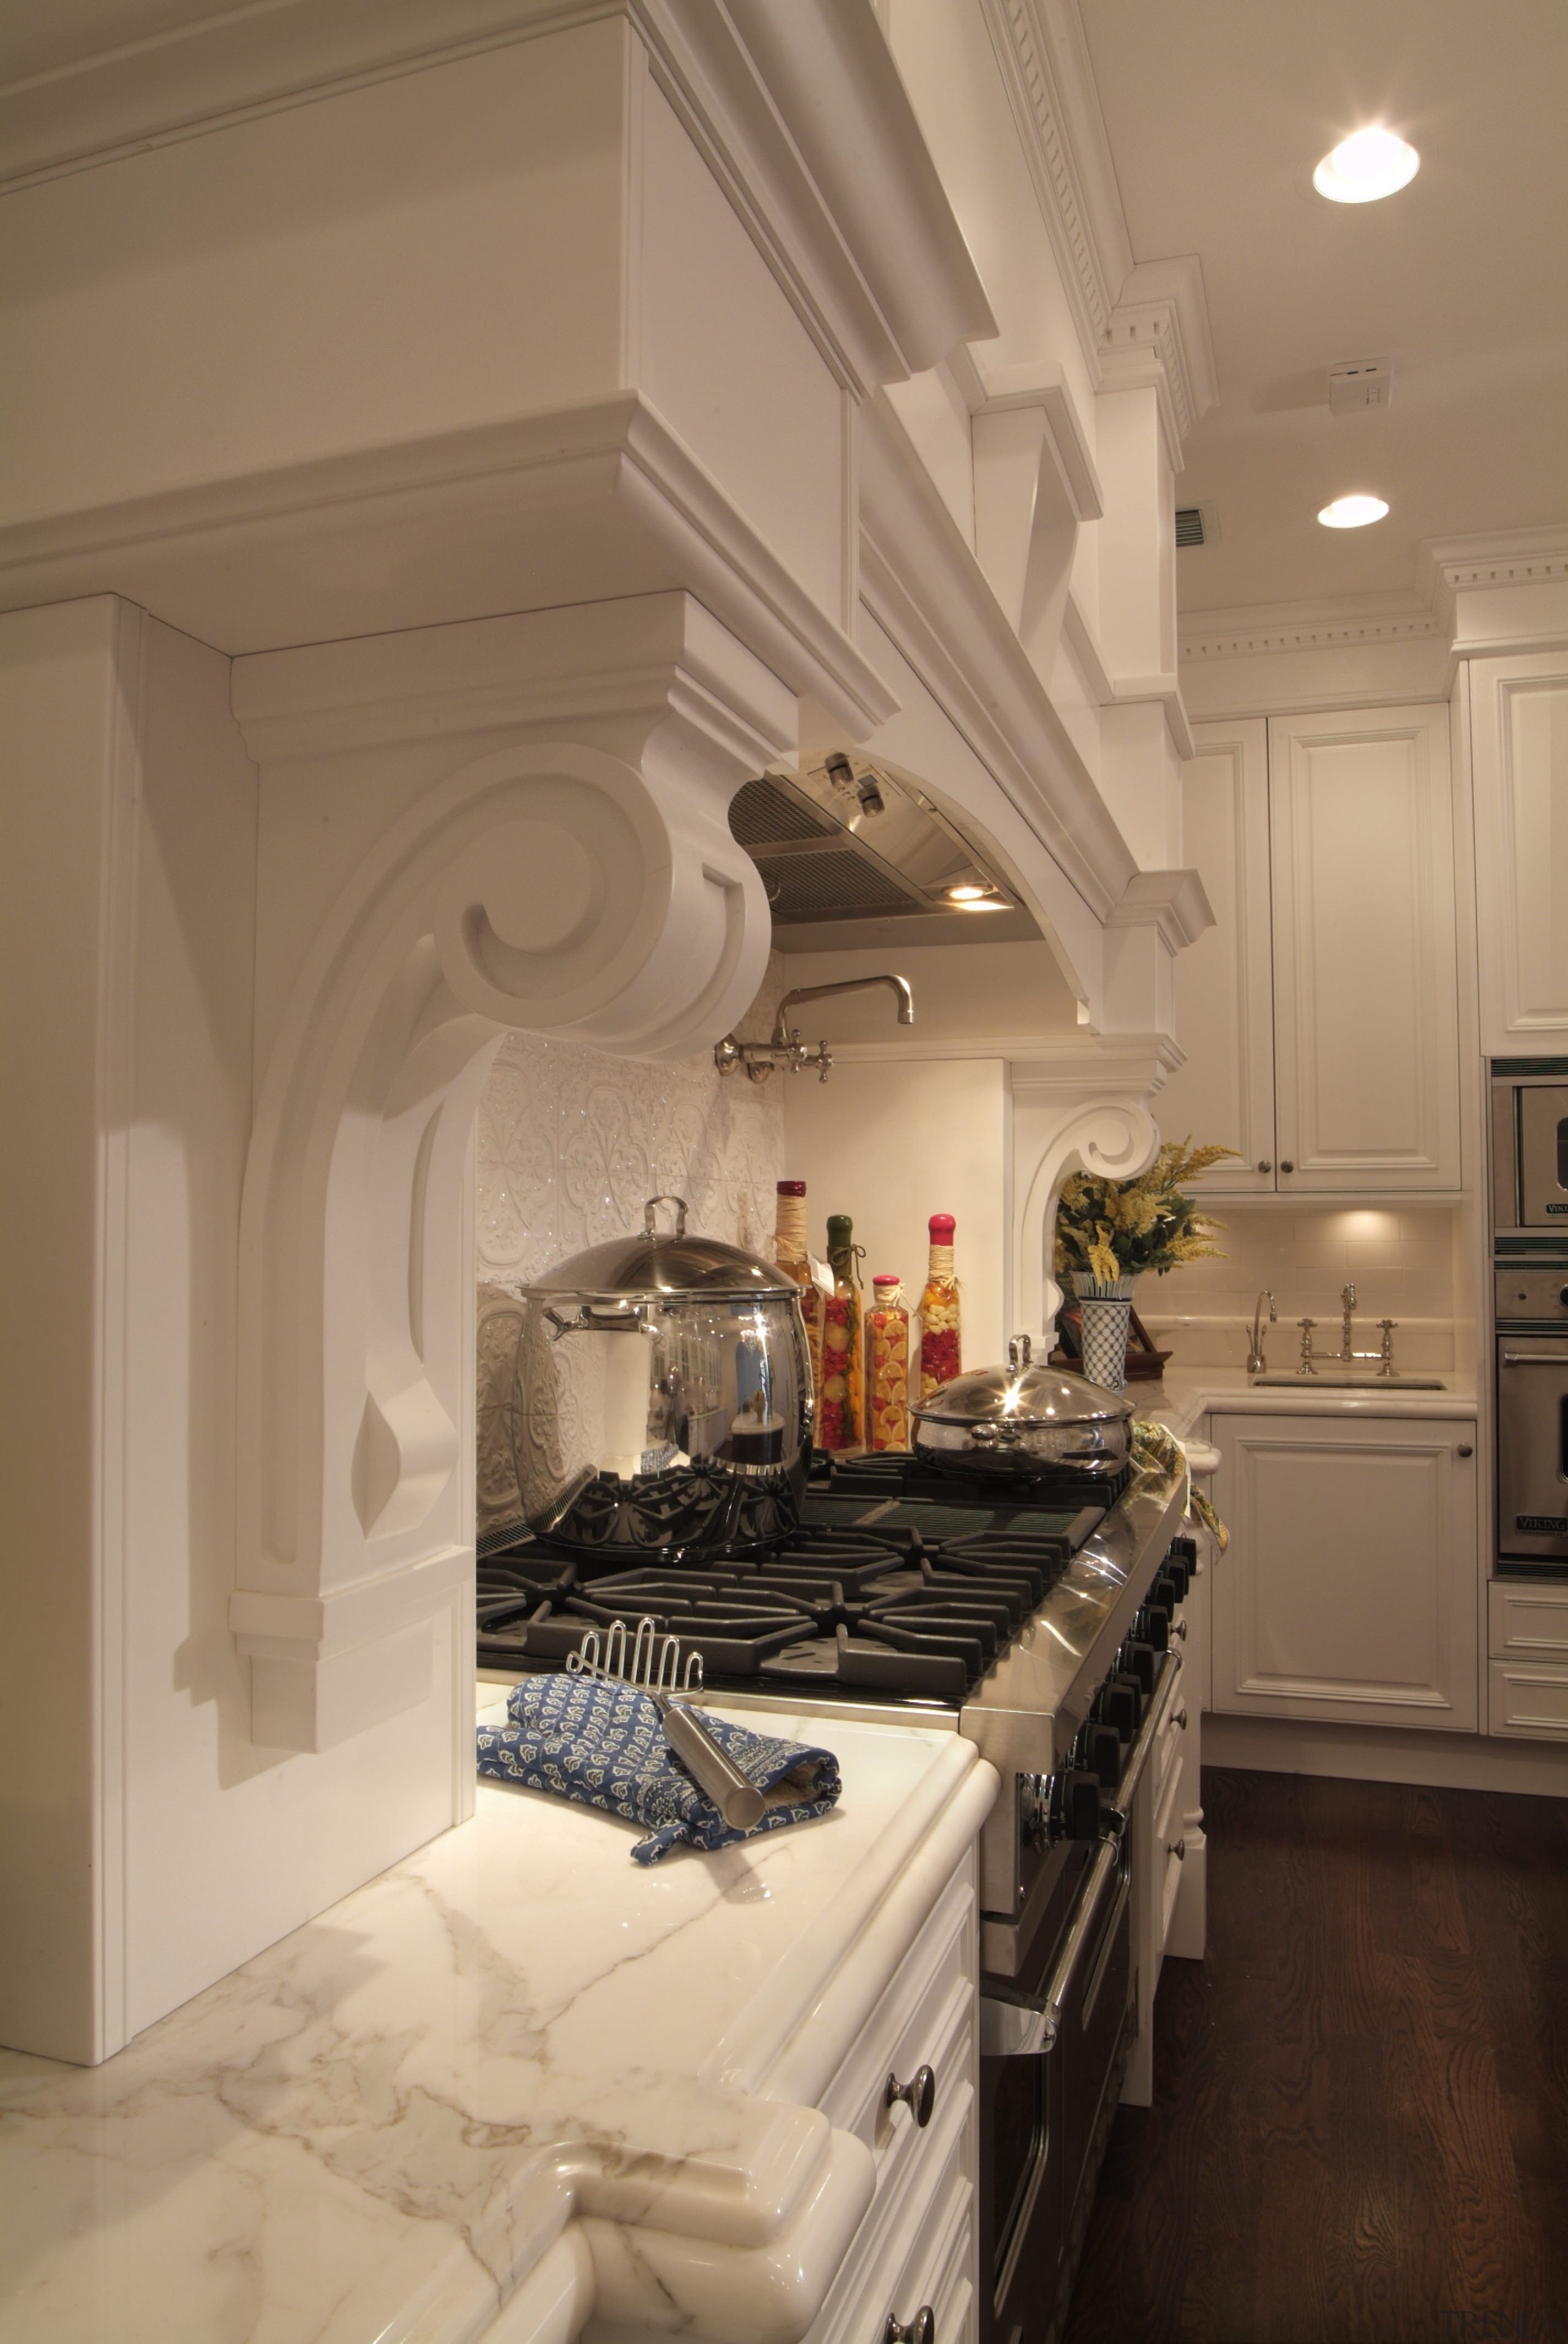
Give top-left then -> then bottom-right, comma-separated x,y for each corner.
1249,1373 -> 1446,1389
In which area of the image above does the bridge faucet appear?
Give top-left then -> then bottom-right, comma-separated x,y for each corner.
1247,1291 -> 1276,1375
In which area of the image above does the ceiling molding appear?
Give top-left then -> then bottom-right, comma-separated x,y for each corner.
1182,527 -> 1568,673
0,0 -> 995,403
977,0 -> 1129,375
858,390 -> 1137,926
1099,257 -> 1217,461
955,357 -> 1105,523
1106,868 -> 1214,952
1179,599 -> 1442,664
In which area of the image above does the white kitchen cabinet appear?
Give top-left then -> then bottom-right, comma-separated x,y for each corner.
1153,719 -> 1277,1192
1123,1554 -> 1206,2106
1468,648 -> 1568,1054
1209,1413 -> 1479,1730
1163,705 -> 1462,1193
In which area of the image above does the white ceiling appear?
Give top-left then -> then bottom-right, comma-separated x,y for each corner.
1077,0 -> 1568,613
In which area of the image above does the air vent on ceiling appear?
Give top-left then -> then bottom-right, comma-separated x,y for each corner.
1175,506 -> 1207,548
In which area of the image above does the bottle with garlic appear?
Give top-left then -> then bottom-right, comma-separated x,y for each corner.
917,1212 -> 962,1402
820,1212 -> 865,1450
866,1274 -> 911,1450
771,1179 -> 824,1408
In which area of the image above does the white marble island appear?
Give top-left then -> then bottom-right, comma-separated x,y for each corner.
0,1696 -> 996,2344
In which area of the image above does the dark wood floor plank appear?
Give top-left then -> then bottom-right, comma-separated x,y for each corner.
1062,1764 -> 1568,2344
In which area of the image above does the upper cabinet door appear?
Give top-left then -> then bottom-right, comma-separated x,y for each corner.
1468,649 -> 1568,1056
1160,719 -> 1277,1190
1268,705 -> 1461,1190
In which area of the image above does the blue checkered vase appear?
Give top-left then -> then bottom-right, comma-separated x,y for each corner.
1077,1274 -> 1137,1393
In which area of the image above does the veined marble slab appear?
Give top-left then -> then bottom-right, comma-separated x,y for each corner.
0,1695 -> 996,2344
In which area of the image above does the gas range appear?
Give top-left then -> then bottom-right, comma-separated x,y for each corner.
477,1445 -> 1187,1970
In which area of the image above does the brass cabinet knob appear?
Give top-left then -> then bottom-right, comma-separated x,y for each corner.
1280,1159 -> 1295,1173
1257,1159 -> 1273,1173
1171,1838 -> 1187,1862
886,2065 -> 936,2128
1458,1444 -> 1474,1458
884,2310 -> 935,2344
1172,1619 -> 1189,1642
1174,1706 -> 1189,1731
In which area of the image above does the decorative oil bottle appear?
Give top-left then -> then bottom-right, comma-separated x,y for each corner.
820,1212 -> 865,1450
866,1274 -> 911,1451
918,1212 -> 962,1402
772,1179 -> 824,1408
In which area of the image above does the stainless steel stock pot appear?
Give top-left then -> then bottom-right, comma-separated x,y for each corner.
510,1196 -> 812,1560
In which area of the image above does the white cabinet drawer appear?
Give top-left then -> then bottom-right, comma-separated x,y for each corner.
807,2076 -> 974,2344
816,1864 -> 973,2152
1490,1579 -> 1568,1660
1489,1657 -> 1568,1739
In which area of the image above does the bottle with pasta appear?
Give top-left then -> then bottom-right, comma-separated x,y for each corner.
772,1179 -> 824,1410
866,1274 -> 911,1451
820,1212 -> 865,1450
917,1212 -> 962,1402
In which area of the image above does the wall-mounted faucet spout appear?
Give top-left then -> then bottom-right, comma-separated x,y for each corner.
714,972 -> 912,1084
771,974 -> 913,1046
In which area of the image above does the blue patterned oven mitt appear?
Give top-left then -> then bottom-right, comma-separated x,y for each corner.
477,1674 -> 842,1864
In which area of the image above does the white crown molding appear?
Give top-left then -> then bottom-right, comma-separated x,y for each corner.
1416,524 -> 1568,634
858,391 -> 1137,924
1106,868 -> 1215,953
0,390 -> 898,738
1098,256 -> 1218,465
1181,527 -> 1568,683
954,357 -> 1105,523
1,0 -> 994,403
977,0 -> 1131,374
1179,595 -> 1444,664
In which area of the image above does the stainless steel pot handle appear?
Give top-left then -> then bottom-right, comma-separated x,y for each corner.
1008,1333 -> 1033,1371
644,1194 -> 689,1238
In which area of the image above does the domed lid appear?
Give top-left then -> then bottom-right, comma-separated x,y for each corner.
522,1196 -> 794,1302
911,1333 -> 1133,1429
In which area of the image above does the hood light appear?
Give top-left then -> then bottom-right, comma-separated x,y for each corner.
1313,128 -> 1419,205
1318,494 -> 1389,529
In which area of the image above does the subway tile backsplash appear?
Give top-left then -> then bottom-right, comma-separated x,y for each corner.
1137,1206 -> 1458,1370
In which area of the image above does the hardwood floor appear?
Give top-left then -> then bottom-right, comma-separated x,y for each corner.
1064,1766 -> 1568,2344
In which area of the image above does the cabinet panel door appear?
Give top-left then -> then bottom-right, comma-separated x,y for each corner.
1210,1413 -> 1479,1730
1158,719 -> 1276,1191
1468,650 -> 1568,1052
1268,706 -> 1461,1189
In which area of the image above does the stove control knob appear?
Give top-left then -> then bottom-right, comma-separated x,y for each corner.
1162,1558 -> 1189,1600
1168,1536 -> 1198,1568
1145,1575 -> 1177,1617
1062,1769 -> 1102,1841
1137,1606 -> 1170,1654
1121,1640 -> 1156,1697
1085,1723 -> 1123,1787
1100,1678 -> 1139,1738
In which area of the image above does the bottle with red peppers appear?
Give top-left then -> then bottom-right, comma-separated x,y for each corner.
820,1212 -> 865,1450
867,1274 -> 911,1450
917,1212 -> 962,1402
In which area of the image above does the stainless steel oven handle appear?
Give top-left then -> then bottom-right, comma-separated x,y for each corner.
1499,1351 -> 1568,1365
1107,1649 -> 1186,1826
1031,1836 -> 1123,2053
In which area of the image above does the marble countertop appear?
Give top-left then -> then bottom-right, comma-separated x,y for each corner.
0,1693 -> 997,2344
1142,1364 -> 1478,1443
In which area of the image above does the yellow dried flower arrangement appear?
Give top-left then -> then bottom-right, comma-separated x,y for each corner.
1054,1138 -> 1236,1291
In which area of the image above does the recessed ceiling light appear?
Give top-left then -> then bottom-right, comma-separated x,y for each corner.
1318,494 -> 1390,529
1313,127 -> 1420,205
946,883 -> 988,901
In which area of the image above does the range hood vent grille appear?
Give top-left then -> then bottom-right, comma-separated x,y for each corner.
753,849 -> 919,920
728,776 -> 835,848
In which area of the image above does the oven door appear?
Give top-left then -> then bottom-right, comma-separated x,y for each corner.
1519,1087 -> 1568,1228
1497,1334 -> 1568,1559
978,1837 -> 1133,2344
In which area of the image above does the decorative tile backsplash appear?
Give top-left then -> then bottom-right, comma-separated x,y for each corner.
1138,1206 -> 1458,1370
473,959 -> 786,1529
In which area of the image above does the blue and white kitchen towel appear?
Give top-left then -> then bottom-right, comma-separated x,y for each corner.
477,1674 -> 842,1864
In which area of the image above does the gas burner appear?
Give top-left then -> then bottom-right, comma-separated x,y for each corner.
544,1464 -> 799,1559
810,1446 -> 1131,1511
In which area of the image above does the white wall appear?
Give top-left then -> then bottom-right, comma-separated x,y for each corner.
783,1058 -> 1011,1370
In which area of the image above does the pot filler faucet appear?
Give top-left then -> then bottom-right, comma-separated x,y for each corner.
714,974 -> 913,1084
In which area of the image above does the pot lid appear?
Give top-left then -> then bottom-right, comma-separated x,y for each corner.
911,1334 -> 1134,1428
523,1195 -> 795,1302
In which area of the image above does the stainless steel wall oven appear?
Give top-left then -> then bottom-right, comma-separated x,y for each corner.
1490,1062 -> 1568,1568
